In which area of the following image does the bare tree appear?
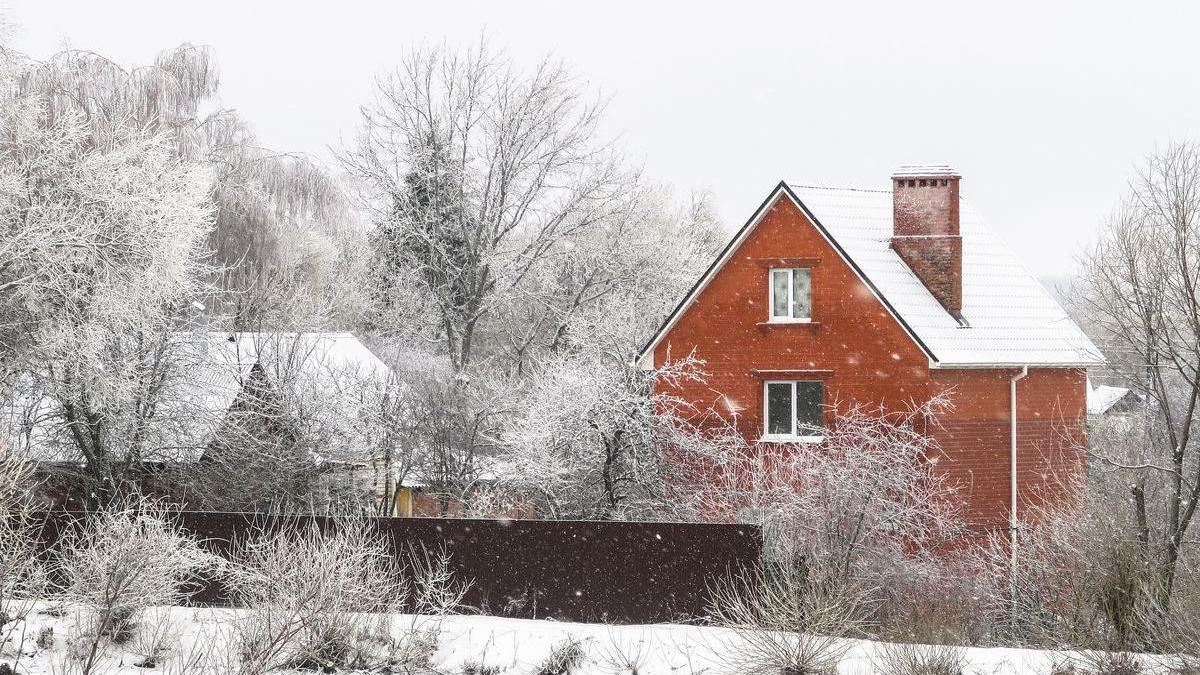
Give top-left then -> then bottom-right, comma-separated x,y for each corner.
341,39 -> 624,371
492,184 -> 723,376
1078,141 -> 1200,633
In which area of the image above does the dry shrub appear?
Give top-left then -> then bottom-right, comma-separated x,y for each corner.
680,397 -> 972,647
227,518 -> 465,675
1053,651 -> 1145,675
533,636 -> 588,675
1156,654 -> 1200,675
971,464 -> 1166,651
595,628 -> 649,675
871,555 -> 989,646
129,607 -> 180,667
705,557 -> 862,675
1158,559 -> 1200,658
460,661 -> 502,675
870,642 -> 967,675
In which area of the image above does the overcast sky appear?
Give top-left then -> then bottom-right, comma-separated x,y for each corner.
8,1 -> 1198,277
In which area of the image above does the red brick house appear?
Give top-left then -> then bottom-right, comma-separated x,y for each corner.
637,166 -> 1103,534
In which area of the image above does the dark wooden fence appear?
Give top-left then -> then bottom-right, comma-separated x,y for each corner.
35,512 -> 761,624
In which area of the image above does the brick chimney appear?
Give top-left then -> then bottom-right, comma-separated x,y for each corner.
890,165 -> 964,321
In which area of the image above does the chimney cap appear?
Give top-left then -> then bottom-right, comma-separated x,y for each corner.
892,164 -> 960,179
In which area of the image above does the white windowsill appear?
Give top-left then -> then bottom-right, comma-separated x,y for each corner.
767,317 -> 813,324
759,434 -> 825,444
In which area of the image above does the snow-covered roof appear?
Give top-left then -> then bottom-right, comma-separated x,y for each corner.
637,182 -> 1103,368
174,331 -> 391,438
1087,383 -> 1138,416
788,185 -> 1102,366
892,165 -> 961,178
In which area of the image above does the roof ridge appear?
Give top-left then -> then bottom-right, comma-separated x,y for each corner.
789,183 -> 892,194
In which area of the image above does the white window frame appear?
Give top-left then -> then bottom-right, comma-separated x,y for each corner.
761,380 -> 824,442
768,268 -> 812,323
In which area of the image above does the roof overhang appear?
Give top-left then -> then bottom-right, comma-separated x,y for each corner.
930,361 -> 1101,370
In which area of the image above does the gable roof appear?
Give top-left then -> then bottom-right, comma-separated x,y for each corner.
637,181 -> 1103,369
183,331 -> 391,416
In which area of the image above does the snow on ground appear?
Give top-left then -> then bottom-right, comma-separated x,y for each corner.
0,602 -> 1157,675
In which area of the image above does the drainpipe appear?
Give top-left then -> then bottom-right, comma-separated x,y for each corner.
1009,365 -> 1028,572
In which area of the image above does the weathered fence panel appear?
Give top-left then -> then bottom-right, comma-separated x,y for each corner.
35,512 -> 761,624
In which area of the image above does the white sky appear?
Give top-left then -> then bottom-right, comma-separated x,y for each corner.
8,1 -> 1199,277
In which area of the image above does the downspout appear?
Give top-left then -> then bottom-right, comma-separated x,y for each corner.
1009,365 -> 1028,571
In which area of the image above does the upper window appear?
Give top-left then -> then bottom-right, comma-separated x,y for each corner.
770,268 -> 811,321
763,380 -> 824,440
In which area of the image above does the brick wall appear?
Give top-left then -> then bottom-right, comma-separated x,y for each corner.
653,194 -> 1086,532
932,367 -> 1087,530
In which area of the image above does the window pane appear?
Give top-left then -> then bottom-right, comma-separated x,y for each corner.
792,268 -> 811,319
766,383 -> 793,435
795,381 -> 824,435
771,270 -> 789,318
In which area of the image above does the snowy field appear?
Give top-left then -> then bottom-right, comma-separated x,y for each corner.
1,603 -> 1163,675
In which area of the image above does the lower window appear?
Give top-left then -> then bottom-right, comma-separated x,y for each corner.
764,380 -> 824,438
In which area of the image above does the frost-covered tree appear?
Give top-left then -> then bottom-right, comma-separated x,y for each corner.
496,181 -> 723,518
0,64 -> 213,499
503,345 -> 714,520
15,45 -> 364,329
1,42 -> 371,503
341,39 -> 625,371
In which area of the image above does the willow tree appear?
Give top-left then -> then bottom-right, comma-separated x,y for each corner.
341,40 -> 624,371
17,45 -> 362,329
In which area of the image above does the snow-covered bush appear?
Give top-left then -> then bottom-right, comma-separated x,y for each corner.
54,498 -> 218,675
504,349 -> 722,520
128,607 -> 179,668
227,519 -> 463,675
